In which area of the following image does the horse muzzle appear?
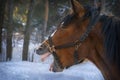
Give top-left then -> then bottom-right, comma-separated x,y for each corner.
36,40 -> 49,55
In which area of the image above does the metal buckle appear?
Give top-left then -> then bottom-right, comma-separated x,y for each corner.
49,45 -> 56,53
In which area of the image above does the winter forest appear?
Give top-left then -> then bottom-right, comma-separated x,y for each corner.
0,0 -> 120,80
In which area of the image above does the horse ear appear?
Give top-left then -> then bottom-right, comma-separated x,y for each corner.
71,0 -> 85,17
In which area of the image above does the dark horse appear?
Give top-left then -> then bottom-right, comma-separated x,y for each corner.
36,0 -> 120,80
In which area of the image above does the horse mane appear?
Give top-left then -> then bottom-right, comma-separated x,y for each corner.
83,5 -> 120,70
100,15 -> 120,70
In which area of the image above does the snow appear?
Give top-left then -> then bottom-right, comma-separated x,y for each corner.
0,61 -> 104,80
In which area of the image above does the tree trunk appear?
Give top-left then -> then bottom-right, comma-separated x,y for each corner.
22,0 -> 35,61
41,0 -> 49,41
6,0 -> 14,61
0,0 -> 7,54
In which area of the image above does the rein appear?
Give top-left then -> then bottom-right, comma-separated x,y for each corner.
46,8 -> 101,69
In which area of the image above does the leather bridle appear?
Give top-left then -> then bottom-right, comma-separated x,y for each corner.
43,7 -> 101,69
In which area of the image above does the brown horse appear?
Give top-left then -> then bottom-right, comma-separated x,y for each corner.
36,0 -> 120,80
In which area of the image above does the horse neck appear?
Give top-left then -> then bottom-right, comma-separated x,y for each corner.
88,50 -> 120,80
88,51 -> 112,80
86,23 -> 120,80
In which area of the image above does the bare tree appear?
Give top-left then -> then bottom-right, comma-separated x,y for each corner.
0,0 -> 7,54
41,0 -> 49,41
22,0 -> 35,61
6,0 -> 14,61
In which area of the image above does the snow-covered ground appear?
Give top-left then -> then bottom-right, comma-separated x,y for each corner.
0,39 -> 104,80
0,61 -> 104,80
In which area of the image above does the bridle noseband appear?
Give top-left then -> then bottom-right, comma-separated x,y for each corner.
43,7 -> 101,69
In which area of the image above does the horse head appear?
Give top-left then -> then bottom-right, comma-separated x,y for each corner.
36,0 -> 102,72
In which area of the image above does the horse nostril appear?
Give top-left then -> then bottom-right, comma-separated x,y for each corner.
39,47 -> 43,50
41,44 -> 46,48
